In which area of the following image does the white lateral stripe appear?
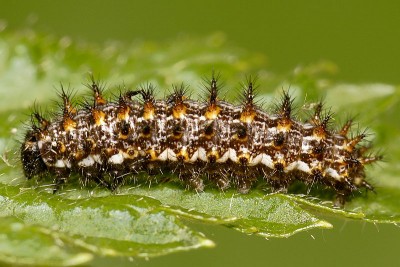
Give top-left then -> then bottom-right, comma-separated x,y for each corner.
325,168 -> 341,180
197,147 -> 207,161
64,160 -> 71,168
167,149 -> 177,161
157,148 -> 177,161
284,161 -> 311,173
108,153 -> 124,165
55,159 -> 65,168
158,149 -> 169,161
79,156 -> 95,167
296,161 -> 311,173
261,154 -> 274,168
189,149 -> 198,162
249,153 -> 263,166
37,140 -> 43,150
92,154 -> 102,164
217,150 -> 230,163
229,148 -> 237,162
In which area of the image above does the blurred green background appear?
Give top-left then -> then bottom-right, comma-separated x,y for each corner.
1,1 -> 399,266
2,0 -> 400,84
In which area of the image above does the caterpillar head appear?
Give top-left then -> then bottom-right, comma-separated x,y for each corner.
20,130 -> 47,179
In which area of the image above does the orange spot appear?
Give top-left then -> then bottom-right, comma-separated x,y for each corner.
124,148 -> 138,159
86,139 -> 96,150
118,106 -> 130,121
64,102 -> 76,115
277,118 -> 292,132
63,117 -> 77,131
276,158 -> 287,167
240,110 -> 256,124
73,150 -> 85,161
205,104 -> 221,120
238,153 -> 250,165
172,103 -> 187,119
207,150 -> 219,162
172,133 -> 183,140
95,92 -> 107,106
143,102 -> 155,120
57,141 -> 66,153
176,148 -> 189,161
119,133 -> 128,140
313,126 -> 327,139
234,135 -> 248,142
92,109 -> 106,126
105,147 -> 118,157
147,149 -> 158,161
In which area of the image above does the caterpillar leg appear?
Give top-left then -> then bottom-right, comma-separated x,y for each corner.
179,172 -> 204,192
53,167 -> 70,194
208,172 -> 231,191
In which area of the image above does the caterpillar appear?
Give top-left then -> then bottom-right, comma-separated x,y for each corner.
20,74 -> 380,206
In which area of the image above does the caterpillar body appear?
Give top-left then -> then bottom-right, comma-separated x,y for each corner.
20,75 -> 380,206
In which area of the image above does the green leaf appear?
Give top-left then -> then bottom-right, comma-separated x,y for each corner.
0,30 -> 399,266
120,186 -> 332,238
0,216 -> 93,266
0,185 -> 214,260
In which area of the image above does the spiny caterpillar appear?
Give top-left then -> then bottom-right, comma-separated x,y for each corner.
20,74 -> 380,206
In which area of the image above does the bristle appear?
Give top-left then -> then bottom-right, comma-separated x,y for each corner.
240,77 -> 258,123
320,113 -> 333,130
59,86 -> 77,131
311,102 -> 333,127
315,113 -> 332,138
207,73 -> 219,105
360,155 -> 382,165
357,145 -> 372,156
311,104 -> 333,139
276,91 -> 293,131
117,92 -> 130,121
32,111 -> 49,130
346,133 -> 366,151
312,102 -> 324,123
168,84 -> 189,119
132,83 -> 156,103
280,91 -> 293,119
361,180 -> 375,191
87,75 -> 107,106
125,84 -> 157,120
204,73 -> 221,120
340,119 -> 353,136
240,76 -> 258,107
168,83 -> 188,104
59,85 -> 76,116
